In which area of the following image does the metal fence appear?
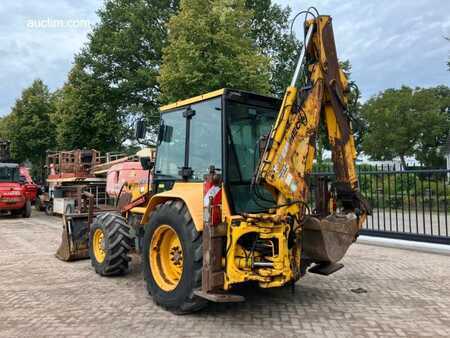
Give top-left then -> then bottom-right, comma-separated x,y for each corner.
310,165 -> 450,245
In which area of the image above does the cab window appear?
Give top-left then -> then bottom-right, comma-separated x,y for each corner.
155,97 -> 222,181
189,98 -> 222,180
155,109 -> 186,179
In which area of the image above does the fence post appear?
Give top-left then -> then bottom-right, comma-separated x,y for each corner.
446,153 -> 450,183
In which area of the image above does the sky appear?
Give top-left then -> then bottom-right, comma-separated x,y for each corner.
0,0 -> 449,117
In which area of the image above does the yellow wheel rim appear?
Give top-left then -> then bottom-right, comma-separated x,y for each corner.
93,228 -> 106,263
150,224 -> 183,292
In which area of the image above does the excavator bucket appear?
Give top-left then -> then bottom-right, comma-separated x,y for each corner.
55,213 -> 91,261
302,214 -> 359,264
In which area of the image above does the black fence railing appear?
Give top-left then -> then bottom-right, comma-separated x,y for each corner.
310,165 -> 450,245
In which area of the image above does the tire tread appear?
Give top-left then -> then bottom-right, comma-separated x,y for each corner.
89,212 -> 132,276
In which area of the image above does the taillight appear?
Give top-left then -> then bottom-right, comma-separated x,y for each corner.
203,166 -> 222,226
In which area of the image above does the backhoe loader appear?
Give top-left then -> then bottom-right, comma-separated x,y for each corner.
61,11 -> 371,314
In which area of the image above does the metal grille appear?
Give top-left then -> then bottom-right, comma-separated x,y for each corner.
310,165 -> 450,244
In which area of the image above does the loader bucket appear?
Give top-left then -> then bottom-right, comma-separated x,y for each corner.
302,214 -> 359,264
55,214 -> 90,261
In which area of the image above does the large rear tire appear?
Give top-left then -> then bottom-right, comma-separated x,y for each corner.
142,200 -> 207,314
89,213 -> 132,276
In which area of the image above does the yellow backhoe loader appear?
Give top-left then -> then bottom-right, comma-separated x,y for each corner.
60,10 -> 371,314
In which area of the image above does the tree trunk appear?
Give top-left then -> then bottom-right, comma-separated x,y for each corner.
399,155 -> 407,170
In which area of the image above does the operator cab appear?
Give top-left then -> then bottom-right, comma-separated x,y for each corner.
153,89 -> 281,214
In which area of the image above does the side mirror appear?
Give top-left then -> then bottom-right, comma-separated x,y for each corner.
19,176 -> 27,185
140,156 -> 155,171
135,120 -> 146,140
157,123 -> 173,144
157,123 -> 165,144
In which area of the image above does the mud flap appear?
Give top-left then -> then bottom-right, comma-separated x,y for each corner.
302,214 -> 359,264
55,214 -> 90,261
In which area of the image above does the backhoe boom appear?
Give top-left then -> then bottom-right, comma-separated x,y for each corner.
256,15 -> 370,220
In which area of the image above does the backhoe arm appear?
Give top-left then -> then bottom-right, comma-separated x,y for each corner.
255,15 -> 370,220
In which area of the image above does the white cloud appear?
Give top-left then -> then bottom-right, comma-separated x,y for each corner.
277,0 -> 450,98
0,0 -> 103,116
0,0 -> 449,116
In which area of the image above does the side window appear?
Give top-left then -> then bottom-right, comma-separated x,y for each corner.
155,110 -> 186,178
189,98 -> 222,180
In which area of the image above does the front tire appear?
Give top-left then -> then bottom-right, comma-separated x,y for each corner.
142,200 -> 206,314
22,200 -> 31,218
89,213 -> 132,276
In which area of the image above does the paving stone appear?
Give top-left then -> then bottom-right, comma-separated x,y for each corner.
0,212 -> 449,337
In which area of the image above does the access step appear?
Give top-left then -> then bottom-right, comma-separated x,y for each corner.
308,262 -> 344,276
194,290 -> 245,303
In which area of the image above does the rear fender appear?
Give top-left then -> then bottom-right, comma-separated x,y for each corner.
141,182 -> 204,232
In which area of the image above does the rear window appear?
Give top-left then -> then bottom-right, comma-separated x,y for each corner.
0,166 -> 20,182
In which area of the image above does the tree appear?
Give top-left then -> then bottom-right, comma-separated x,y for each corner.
245,0 -> 301,96
159,0 -> 271,104
74,0 -> 179,140
0,115 -> 12,140
53,61 -> 125,152
315,60 -> 366,164
413,86 -> 450,166
57,0 -> 299,145
7,80 -> 56,179
361,86 -> 450,168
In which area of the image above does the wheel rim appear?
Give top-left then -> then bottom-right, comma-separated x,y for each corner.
93,228 -> 106,263
150,224 -> 183,291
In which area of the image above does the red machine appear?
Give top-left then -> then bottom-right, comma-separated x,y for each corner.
0,163 -> 31,217
19,166 -> 39,203
106,161 -> 150,198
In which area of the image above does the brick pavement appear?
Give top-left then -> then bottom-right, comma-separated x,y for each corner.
0,212 -> 449,337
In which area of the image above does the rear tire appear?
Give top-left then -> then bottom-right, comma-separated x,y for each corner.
142,200 -> 207,314
89,213 -> 132,276
22,200 -> 31,218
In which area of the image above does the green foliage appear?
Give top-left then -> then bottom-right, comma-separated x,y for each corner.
245,0 -> 301,96
0,115 -> 12,140
6,80 -> 56,179
358,172 -> 450,211
53,62 -> 125,152
75,0 -> 179,139
159,0 -> 271,104
362,86 -> 450,168
315,60 -> 366,163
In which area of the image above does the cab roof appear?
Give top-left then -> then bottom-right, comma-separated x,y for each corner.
159,88 -> 280,113
160,89 -> 224,112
